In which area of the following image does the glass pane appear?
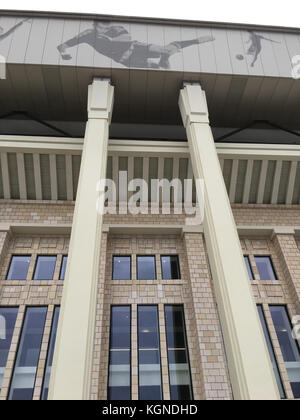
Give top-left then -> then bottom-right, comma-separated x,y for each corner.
137,256 -> 156,280
165,305 -> 193,400
257,305 -> 285,398
41,307 -> 60,400
244,256 -> 254,280
0,307 -> 18,389
138,306 -> 162,400
9,307 -> 47,400
33,256 -> 56,280
113,256 -> 131,280
60,256 -> 68,280
108,306 -> 131,400
255,257 -> 277,280
6,256 -> 31,280
161,256 -> 181,280
270,306 -> 300,399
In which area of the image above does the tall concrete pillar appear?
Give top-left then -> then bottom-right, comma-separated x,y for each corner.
179,83 -> 279,400
49,79 -> 114,400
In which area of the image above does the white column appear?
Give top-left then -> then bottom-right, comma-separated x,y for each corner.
48,79 -> 114,400
179,83 -> 279,400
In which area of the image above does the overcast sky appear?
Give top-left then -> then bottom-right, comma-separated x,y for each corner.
0,0 -> 299,29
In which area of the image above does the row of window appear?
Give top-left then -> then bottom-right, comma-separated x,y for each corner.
1,303 -> 300,400
108,305 -> 193,400
244,256 -> 277,281
4,254 -> 278,282
5,255 -> 68,281
0,306 -> 60,400
258,305 -> 300,399
113,255 -> 181,281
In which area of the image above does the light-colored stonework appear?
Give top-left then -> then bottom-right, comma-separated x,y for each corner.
0,200 -> 300,399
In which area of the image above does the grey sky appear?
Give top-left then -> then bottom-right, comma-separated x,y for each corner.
0,0 -> 299,29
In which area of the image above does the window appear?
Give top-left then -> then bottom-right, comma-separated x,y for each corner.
244,256 -> 254,280
108,306 -> 131,400
9,307 -> 47,400
137,256 -> 156,280
59,256 -> 68,280
41,307 -> 60,400
6,256 -> 31,280
33,256 -> 56,280
138,306 -> 162,400
0,307 -> 18,390
161,256 -> 181,280
257,305 -> 285,398
270,306 -> 300,398
113,256 -> 131,280
165,305 -> 193,400
255,256 -> 277,280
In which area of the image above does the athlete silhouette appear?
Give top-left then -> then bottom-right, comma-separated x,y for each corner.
57,21 -> 215,69
0,18 -> 31,42
236,31 -> 280,67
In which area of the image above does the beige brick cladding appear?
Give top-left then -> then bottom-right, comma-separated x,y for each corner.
0,234 -> 69,400
1,201 -> 300,227
95,234 -> 211,400
232,204 -> 300,226
273,234 -> 300,313
183,232 -> 232,400
1,200 -> 300,400
241,237 -> 300,399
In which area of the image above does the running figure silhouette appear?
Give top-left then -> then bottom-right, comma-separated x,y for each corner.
57,21 -> 215,69
236,30 -> 280,67
0,18 -> 31,42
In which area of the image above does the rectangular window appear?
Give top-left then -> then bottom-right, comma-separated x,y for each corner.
257,305 -> 285,398
41,307 -> 60,400
108,306 -> 131,400
137,256 -> 156,280
9,307 -> 47,400
255,256 -> 277,280
113,256 -> 131,280
270,306 -> 300,398
138,306 -> 162,400
244,256 -> 254,280
6,256 -> 31,280
164,305 -> 193,400
33,256 -> 57,280
59,256 -> 68,280
0,307 -> 18,390
161,256 -> 181,280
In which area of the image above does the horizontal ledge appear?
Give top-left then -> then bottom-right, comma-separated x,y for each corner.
103,224 -> 203,235
237,225 -> 300,238
0,223 -> 72,235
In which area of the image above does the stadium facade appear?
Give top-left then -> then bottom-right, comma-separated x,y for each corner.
0,9 -> 299,400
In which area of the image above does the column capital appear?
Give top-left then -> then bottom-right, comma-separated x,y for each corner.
179,83 -> 209,127
87,78 -> 114,122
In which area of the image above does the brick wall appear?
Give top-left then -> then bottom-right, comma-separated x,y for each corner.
0,201 -> 300,400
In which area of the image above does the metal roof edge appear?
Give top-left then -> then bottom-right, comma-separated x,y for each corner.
0,8 -> 300,34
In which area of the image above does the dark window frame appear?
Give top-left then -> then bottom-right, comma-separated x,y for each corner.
59,255 -> 68,281
137,304 -> 163,400
257,304 -> 286,399
269,304 -> 300,399
33,255 -> 57,281
112,255 -> 132,281
107,305 -> 132,400
164,304 -> 194,401
40,306 -> 60,400
160,255 -> 181,280
254,255 -> 278,280
6,254 -> 32,281
8,305 -> 48,400
244,255 -> 254,280
136,255 -> 157,281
